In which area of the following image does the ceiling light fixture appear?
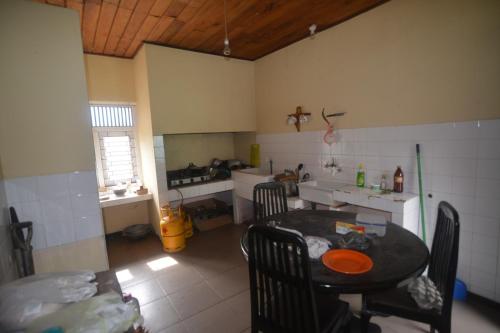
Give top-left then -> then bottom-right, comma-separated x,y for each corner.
309,24 -> 317,39
223,0 -> 231,56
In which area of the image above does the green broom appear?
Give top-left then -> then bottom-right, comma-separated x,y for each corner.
416,144 -> 427,244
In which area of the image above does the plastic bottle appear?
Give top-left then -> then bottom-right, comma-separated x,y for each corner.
380,174 -> 387,191
356,163 -> 365,188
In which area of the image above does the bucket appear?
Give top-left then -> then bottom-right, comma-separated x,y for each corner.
160,205 -> 186,253
453,279 -> 467,301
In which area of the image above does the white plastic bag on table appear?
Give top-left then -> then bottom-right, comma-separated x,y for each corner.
27,292 -> 142,333
305,236 -> 331,259
0,271 -> 97,332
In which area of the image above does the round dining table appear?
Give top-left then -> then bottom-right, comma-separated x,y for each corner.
240,210 -> 430,294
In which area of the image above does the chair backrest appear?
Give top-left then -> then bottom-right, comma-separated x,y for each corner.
247,224 -> 319,333
253,182 -> 288,224
428,201 -> 460,317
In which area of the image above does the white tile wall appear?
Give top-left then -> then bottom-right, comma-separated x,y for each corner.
154,135 -> 169,206
4,171 -> 103,250
257,119 -> 500,302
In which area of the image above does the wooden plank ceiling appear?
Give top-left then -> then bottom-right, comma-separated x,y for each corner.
33,0 -> 388,60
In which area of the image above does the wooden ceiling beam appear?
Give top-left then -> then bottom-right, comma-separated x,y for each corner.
192,0 -> 257,53
103,6 -> 134,55
159,19 -> 185,44
165,0 -> 190,18
93,0 -> 119,53
114,0 -> 157,56
147,15 -> 175,42
124,15 -> 160,57
30,0 -> 388,60
168,0 -> 215,46
82,0 -> 102,52
150,0 -> 174,17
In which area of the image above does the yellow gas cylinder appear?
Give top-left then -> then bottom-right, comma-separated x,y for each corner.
184,214 -> 193,238
179,206 -> 193,238
160,205 -> 186,253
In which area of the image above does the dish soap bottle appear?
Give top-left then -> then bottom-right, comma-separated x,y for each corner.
393,166 -> 404,193
356,163 -> 365,188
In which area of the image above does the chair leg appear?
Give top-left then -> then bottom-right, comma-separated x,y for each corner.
360,312 -> 372,333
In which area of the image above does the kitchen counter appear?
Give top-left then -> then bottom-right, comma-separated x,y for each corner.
299,180 -> 420,234
167,179 -> 234,201
99,192 -> 153,208
287,196 -> 306,209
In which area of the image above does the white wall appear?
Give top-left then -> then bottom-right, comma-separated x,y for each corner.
257,119 -> 500,301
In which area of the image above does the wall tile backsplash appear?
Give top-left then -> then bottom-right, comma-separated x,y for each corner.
257,119 -> 500,302
4,170 -> 103,250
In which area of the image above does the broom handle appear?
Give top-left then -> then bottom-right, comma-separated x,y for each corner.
416,144 -> 427,243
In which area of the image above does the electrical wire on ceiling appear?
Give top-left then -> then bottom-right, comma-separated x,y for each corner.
223,0 -> 231,56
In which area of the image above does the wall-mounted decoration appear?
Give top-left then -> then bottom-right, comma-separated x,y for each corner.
287,106 -> 311,132
321,108 -> 346,145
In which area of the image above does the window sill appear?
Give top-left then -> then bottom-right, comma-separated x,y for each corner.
100,192 -> 153,208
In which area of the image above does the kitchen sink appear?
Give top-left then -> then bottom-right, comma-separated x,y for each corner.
298,180 -> 347,206
236,168 -> 272,176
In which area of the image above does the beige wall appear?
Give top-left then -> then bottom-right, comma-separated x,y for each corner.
234,132 -> 256,164
145,44 -> 256,135
164,133 -> 236,171
0,0 -> 94,179
84,54 -> 136,103
134,47 -> 161,234
0,1 -> 108,273
255,0 -> 500,133
33,236 -> 108,273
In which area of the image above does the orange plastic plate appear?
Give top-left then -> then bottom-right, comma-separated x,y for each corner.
322,249 -> 373,275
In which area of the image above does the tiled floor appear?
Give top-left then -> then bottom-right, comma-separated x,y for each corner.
108,225 -> 500,333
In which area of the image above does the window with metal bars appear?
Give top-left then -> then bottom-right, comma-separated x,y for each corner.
90,104 -> 140,187
91,104 -> 134,127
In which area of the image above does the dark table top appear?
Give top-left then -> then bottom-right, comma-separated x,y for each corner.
95,270 -> 123,296
240,210 -> 429,294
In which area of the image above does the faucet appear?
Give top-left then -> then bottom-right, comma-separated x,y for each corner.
324,157 -> 341,175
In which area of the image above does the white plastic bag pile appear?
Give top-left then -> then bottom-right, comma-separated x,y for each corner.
0,271 -> 97,332
407,276 -> 443,312
274,227 -> 331,259
26,292 -> 141,333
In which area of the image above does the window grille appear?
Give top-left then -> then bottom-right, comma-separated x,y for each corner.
90,104 -> 139,187
90,104 -> 133,127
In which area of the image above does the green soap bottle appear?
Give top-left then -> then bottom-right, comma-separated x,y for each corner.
356,163 -> 365,188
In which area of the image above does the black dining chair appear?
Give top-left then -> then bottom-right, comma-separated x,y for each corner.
247,224 -> 351,333
360,201 -> 460,333
253,182 -> 288,224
